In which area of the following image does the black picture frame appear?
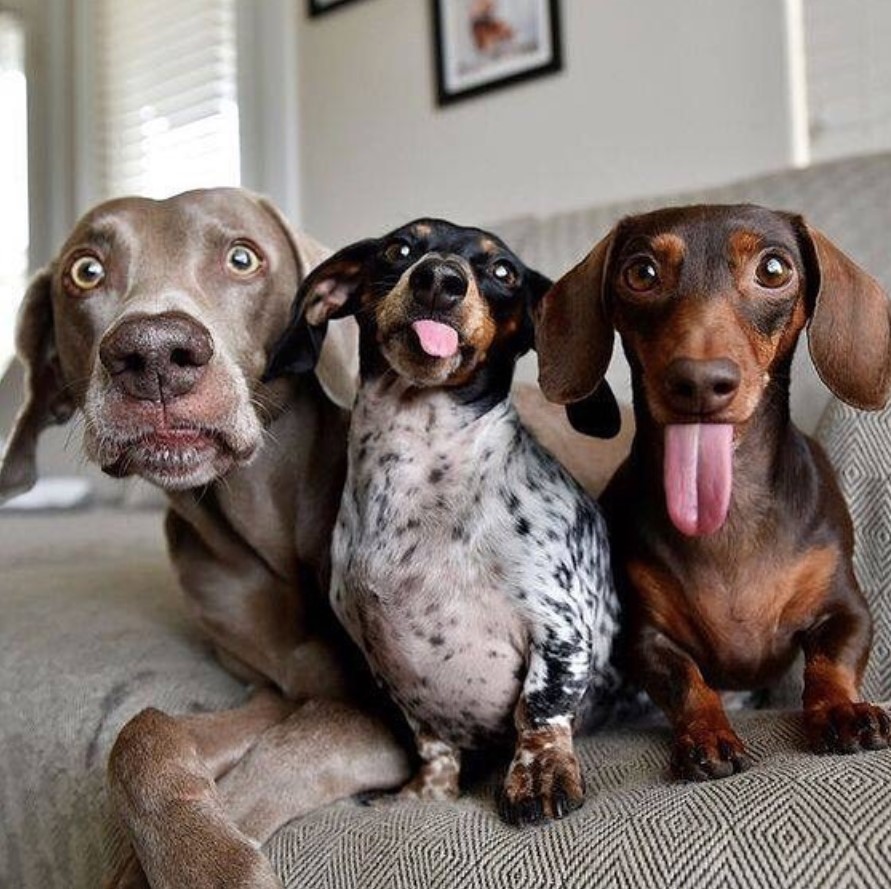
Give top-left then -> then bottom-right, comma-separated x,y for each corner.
308,0 -> 369,17
432,0 -> 563,106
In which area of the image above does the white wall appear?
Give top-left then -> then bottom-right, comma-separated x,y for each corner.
297,0 -> 798,245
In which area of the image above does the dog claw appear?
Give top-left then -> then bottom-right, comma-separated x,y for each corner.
499,751 -> 586,826
807,702 -> 891,754
672,727 -> 751,781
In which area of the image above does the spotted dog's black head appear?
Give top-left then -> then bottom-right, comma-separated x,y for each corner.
266,218 -> 618,428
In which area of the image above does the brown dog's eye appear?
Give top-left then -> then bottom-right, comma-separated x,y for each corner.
623,258 -> 659,292
755,254 -> 793,288
384,240 -> 413,263
66,254 -> 106,293
491,260 -> 517,285
226,243 -> 263,276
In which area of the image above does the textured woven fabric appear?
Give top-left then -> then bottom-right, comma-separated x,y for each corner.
817,400 -> 891,702
498,153 -> 891,284
0,511 -> 247,889
268,713 -> 891,889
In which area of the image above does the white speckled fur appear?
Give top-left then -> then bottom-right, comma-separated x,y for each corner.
330,373 -> 620,751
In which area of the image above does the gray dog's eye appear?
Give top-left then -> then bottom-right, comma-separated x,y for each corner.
67,254 -> 106,293
226,243 -> 264,276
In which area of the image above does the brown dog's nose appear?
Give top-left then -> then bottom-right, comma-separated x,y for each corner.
410,259 -> 468,311
100,312 -> 214,402
664,358 -> 741,416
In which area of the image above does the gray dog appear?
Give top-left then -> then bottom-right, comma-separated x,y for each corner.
0,188 -> 412,889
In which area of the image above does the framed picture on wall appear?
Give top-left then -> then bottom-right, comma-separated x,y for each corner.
432,0 -> 563,105
309,0 -> 369,17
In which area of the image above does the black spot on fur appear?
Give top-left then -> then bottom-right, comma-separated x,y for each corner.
429,468 -> 444,484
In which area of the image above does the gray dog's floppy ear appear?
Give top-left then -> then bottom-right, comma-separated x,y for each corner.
263,239 -> 377,388
256,196 -> 359,409
798,222 -> 891,410
534,230 -> 615,404
0,269 -> 75,502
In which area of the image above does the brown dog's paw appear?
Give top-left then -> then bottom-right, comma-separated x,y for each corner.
671,726 -> 753,781
498,746 -> 586,826
806,701 -> 891,754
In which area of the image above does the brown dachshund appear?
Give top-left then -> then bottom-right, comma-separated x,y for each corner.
535,204 -> 891,780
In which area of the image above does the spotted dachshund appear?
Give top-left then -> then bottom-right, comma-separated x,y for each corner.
265,218 -> 622,824
535,203 -> 891,780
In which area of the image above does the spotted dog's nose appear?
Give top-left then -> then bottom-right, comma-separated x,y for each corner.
664,357 -> 741,416
100,312 -> 214,402
410,258 -> 468,312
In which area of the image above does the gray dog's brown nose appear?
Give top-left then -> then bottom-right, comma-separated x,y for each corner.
100,312 -> 214,401
410,259 -> 468,312
664,357 -> 741,416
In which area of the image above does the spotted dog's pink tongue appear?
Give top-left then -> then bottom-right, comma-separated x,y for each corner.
664,424 -> 733,537
412,319 -> 459,358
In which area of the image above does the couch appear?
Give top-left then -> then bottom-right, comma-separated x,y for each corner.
3,152 -> 891,888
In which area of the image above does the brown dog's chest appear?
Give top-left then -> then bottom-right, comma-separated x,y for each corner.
627,542 -> 839,688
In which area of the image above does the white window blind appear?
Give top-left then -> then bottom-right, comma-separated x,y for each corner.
804,0 -> 891,162
0,11 -> 28,371
95,0 -> 241,199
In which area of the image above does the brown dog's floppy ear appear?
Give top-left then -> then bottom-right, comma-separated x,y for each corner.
534,230 -> 615,404
0,269 -> 75,503
263,240 -> 376,386
800,222 -> 891,410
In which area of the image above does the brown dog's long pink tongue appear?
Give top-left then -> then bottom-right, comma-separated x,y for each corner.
664,424 -> 733,536
412,320 -> 459,358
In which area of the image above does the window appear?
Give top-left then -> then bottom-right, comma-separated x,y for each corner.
94,0 -> 241,199
0,11 -> 28,369
804,0 -> 891,162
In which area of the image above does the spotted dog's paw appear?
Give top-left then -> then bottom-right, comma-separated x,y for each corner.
806,701 -> 891,754
393,734 -> 461,804
397,768 -> 461,803
498,729 -> 585,826
671,725 -> 753,781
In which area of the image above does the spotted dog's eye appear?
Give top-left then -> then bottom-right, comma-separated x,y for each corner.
491,260 -> 517,285
384,240 -> 413,263
226,242 -> 264,276
755,253 -> 793,289
66,254 -> 106,294
623,258 -> 660,292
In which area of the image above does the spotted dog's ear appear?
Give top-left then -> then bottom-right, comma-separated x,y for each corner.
533,230 -> 616,405
517,267 -> 553,354
263,239 -> 377,387
0,269 -> 76,503
255,196 -> 360,409
796,220 -> 891,410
